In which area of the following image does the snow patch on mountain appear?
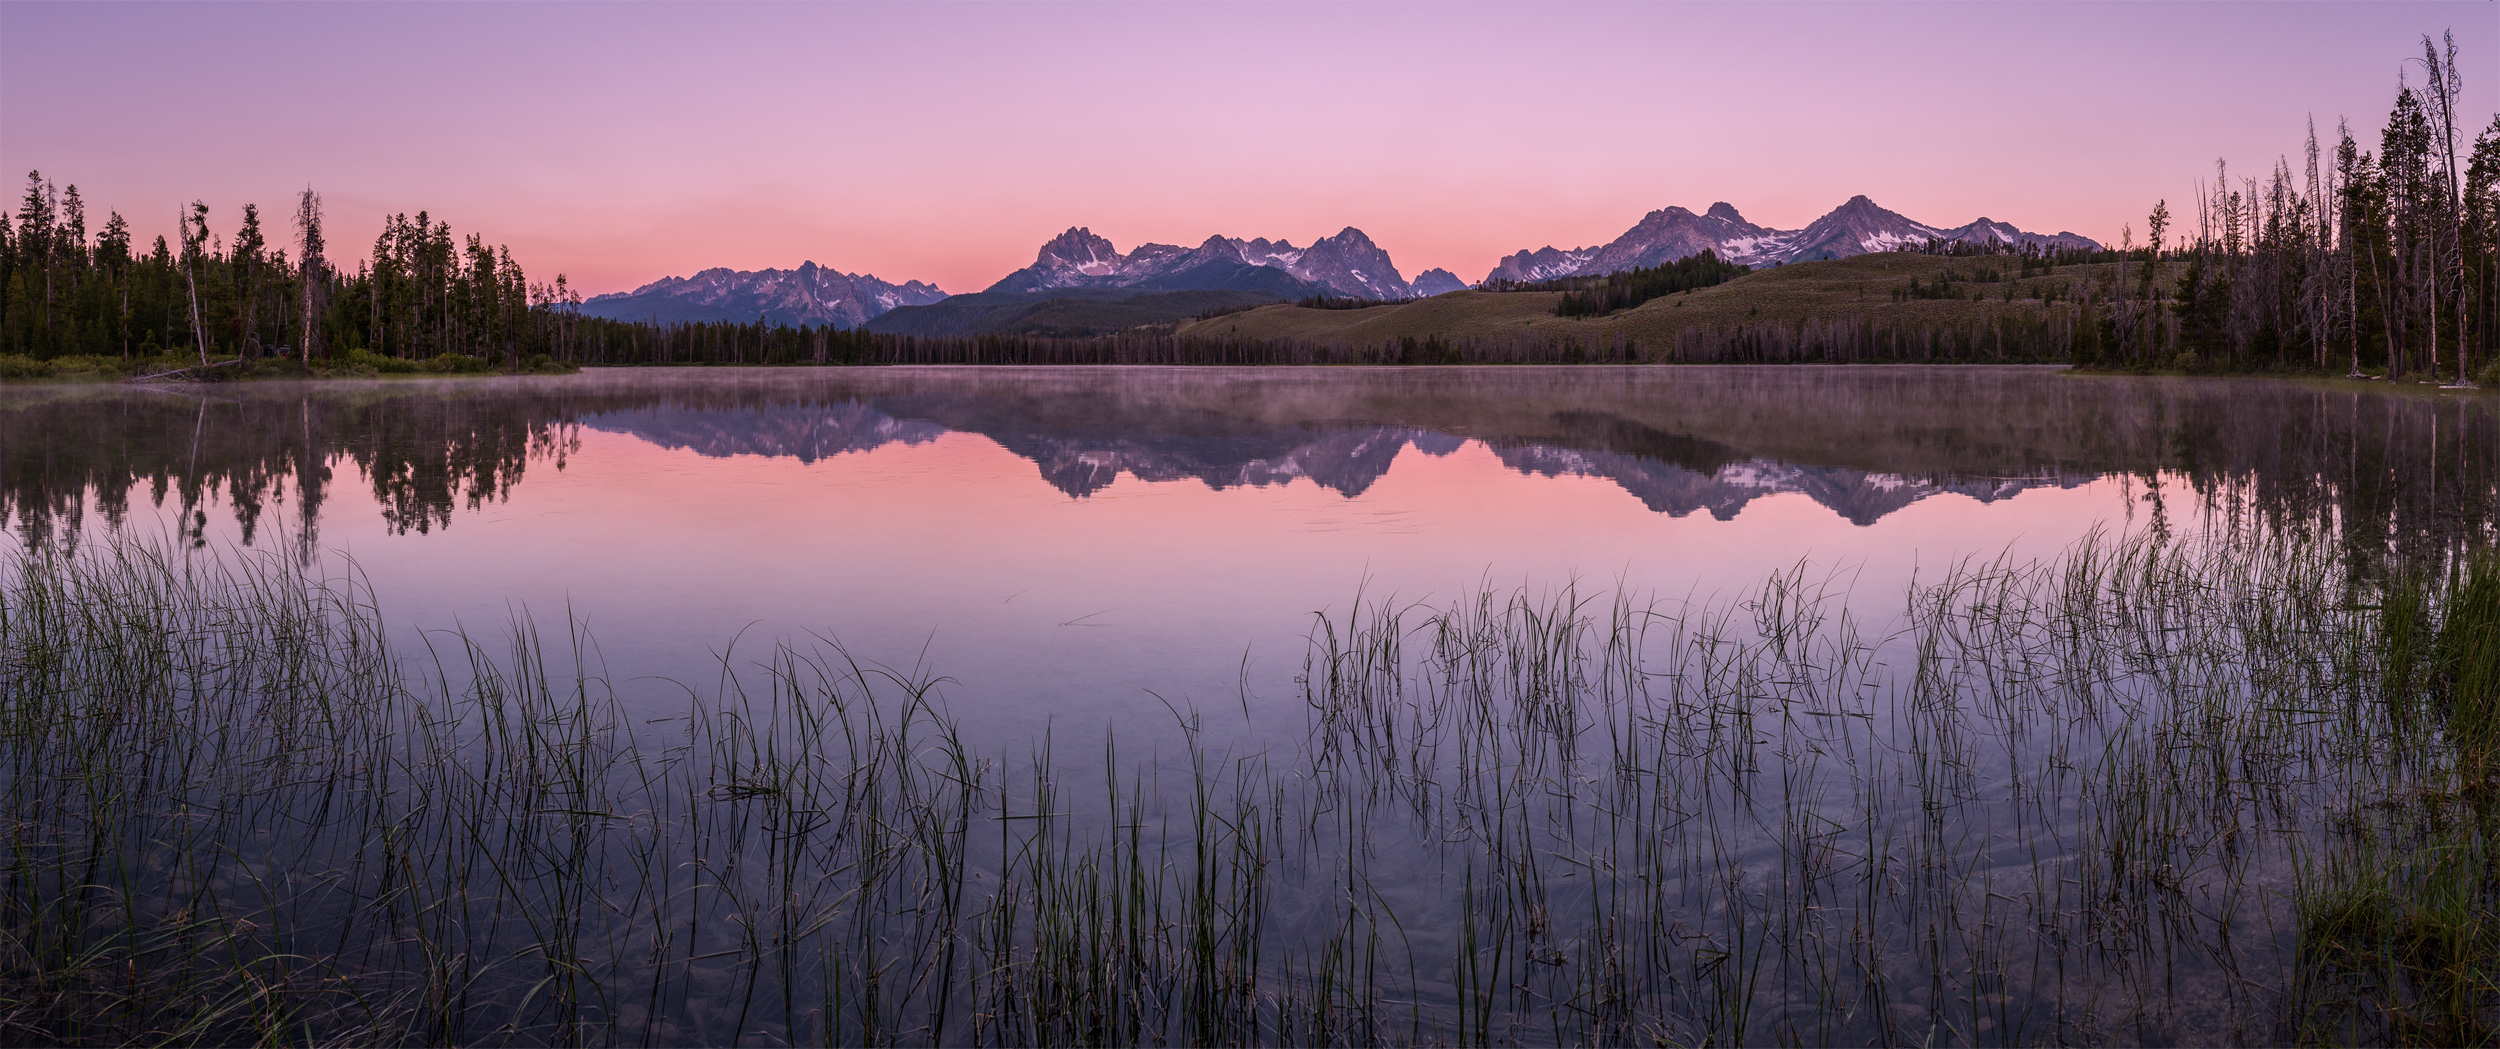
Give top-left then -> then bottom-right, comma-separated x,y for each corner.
1409,268 -> 1470,297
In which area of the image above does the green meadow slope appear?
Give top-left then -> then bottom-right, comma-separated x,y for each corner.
1174,253 -> 2133,357
864,287 -> 1294,338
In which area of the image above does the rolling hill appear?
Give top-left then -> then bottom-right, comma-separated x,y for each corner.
863,286 -> 1302,338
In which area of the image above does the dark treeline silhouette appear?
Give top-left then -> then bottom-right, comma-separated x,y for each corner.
1897,238 -> 2128,266
567,324 -> 1666,366
1295,294 -> 1419,310
1,178 -> 587,371
1481,251 -> 1751,317
2080,33 -> 2500,377
558,322 -> 2085,367
1665,309 -> 2098,364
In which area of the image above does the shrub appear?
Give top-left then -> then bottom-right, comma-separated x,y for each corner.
419,353 -> 492,374
339,349 -> 421,374
0,355 -> 56,379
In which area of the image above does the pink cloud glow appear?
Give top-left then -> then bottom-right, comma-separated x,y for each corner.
4,1 -> 2493,296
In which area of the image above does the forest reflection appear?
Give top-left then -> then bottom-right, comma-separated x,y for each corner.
4,367 -> 2495,564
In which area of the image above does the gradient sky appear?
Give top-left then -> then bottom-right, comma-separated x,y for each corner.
3,1 -> 2494,296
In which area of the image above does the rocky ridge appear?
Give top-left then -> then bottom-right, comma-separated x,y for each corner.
1484,195 -> 2099,283
986,226 -> 1416,301
578,262 -> 946,329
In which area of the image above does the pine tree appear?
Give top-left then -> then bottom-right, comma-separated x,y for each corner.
2384,85 -> 2435,375
18,173 -> 54,352
97,212 -> 130,355
2471,115 -> 2500,375
233,203 -> 267,354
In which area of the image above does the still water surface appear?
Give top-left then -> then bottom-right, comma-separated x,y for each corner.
4,365 -> 2492,743
10,365 -> 2500,1044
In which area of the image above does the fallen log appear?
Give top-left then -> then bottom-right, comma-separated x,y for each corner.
125,358 -> 246,383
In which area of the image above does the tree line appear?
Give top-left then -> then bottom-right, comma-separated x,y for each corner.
2082,33 -> 2500,378
0,177 -> 587,371
1480,251 -> 1751,317
1295,293 -> 1419,310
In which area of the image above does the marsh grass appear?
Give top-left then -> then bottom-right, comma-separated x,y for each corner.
2,522 -> 2496,1045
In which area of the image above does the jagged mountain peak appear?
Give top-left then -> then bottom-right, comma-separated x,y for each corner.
1410,268 -> 1469,297
578,263 -> 946,329
1816,195 -> 1917,227
1317,226 -> 1377,248
1036,227 -> 1122,269
986,225 -> 1413,300
1479,195 -> 2096,282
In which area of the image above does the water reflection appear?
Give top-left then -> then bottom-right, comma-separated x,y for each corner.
2,383 -> 581,549
11,367 -> 2500,1046
7,367 -> 2499,561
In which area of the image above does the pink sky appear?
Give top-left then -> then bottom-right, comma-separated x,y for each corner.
4,1 -> 2494,296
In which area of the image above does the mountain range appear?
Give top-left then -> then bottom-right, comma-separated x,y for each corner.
579,196 -> 2098,330
576,262 -> 945,328
1484,196 -> 2098,283
985,226 -> 1418,301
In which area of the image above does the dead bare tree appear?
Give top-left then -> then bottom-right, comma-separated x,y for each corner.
295,188 -> 324,367
2421,32 -> 2472,383
179,202 -> 207,367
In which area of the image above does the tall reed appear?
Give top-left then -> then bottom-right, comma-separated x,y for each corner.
0,521 -> 2489,1045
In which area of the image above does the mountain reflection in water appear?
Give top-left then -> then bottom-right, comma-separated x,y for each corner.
5,366 -> 2498,561
583,402 -> 2087,526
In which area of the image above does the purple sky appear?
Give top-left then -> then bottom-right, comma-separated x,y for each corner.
3,1 -> 2494,295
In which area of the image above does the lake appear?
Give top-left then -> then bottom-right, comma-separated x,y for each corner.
8,366 -> 2480,740
5,365 -> 2497,1045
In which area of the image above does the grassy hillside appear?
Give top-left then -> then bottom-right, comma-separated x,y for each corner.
864,287 -> 1290,338
1175,253 -> 2139,362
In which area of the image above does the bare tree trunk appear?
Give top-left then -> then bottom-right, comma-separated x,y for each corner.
180,204 -> 206,367
2310,121 -> 2326,370
296,189 -> 324,367
2424,33 -> 2473,383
